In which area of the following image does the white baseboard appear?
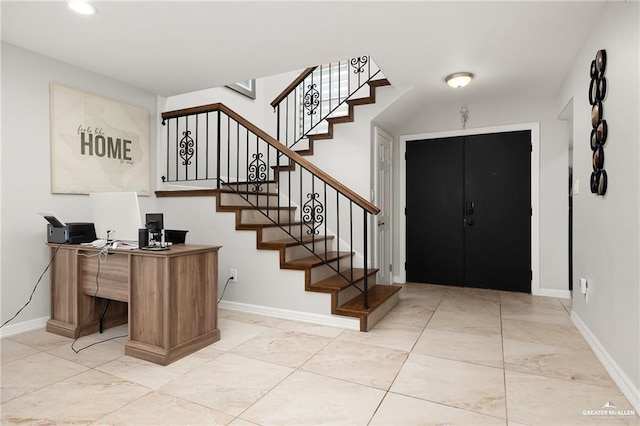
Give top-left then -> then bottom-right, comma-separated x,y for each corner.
572,311 -> 640,413
533,288 -> 571,299
218,300 -> 359,330
0,316 -> 48,339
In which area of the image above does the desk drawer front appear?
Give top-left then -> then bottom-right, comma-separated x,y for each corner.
79,251 -> 129,302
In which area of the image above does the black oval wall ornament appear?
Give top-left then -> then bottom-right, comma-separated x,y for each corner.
590,171 -> 598,193
590,128 -> 598,150
597,169 -> 608,196
596,50 -> 607,75
588,49 -> 608,196
591,101 -> 603,127
592,146 -> 604,170
596,120 -> 607,145
597,77 -> 607,100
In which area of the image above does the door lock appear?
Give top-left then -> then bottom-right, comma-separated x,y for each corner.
378,220 -> 386,226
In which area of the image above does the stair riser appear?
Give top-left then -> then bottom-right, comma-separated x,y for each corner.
222,183 -> 278,192
310,257 -> 353,284
336,285 -> 362,307
220,192 -> 280,208
260,225 -> 332,242
284,240 -> 335,263
364,291 -> 400,331
239,209 -> 296,226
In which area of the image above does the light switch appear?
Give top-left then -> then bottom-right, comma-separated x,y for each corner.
574,179 -> 580,195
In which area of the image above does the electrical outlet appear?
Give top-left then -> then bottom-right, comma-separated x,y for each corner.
230,269 -> 238,283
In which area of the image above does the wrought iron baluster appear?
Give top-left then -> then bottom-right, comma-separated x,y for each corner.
236,121 -> 240,190
350,201 -> 353,284
299,166 -> 303,244
206,114 -> 210,180
175,119 -> 179,181
363,209 -> 369,310
335,191 -> 339,267
324,183 -> 327,262
195,115 -> 199,180
163,118 -> 169,182
181,118 -> 193,180
226,115 -> 230,186
216,112 -> 221,188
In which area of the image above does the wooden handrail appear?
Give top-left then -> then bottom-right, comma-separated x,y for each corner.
161,103 -> 380,215
270,66 -> 317,108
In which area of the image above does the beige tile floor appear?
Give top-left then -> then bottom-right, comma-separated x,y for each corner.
1,283 -> 638,425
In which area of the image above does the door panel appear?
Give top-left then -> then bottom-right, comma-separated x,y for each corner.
406,131 -> 531,292
406,137 -> 464,285
464,132 -> 531,292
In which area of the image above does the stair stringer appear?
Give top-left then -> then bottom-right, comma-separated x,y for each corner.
294,79 -> 391,157
156,189 -> 401,331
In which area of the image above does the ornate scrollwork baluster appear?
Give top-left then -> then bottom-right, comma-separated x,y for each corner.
179,130 -> 194,165
350,56 -> 369,74
304,83 -> 320,116
302,192 -> 324,235
248,152 -> 267,192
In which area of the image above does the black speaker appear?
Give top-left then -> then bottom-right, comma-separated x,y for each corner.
138,228 -> 149,249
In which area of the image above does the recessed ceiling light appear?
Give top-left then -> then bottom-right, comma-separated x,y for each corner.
68,1 -> 97,15
445,72 -> 474,89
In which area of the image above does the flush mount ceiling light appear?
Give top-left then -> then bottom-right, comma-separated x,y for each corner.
68,1 -> 97,15
445,72 -> 474,88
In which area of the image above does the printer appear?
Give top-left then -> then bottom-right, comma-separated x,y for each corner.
43,215 -> 96,244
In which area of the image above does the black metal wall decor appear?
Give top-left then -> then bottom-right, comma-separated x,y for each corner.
589,49 -> 608,196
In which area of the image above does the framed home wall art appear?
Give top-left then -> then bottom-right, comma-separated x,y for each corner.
50,83 -> 150,195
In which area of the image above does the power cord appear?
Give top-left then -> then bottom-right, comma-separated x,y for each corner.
218,276 -> 233,303
0,243 -> 64,329
72,240 -> 127,353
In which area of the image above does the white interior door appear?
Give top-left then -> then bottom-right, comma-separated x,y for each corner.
374,127 -> 392,284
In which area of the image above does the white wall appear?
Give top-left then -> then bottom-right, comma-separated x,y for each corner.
164,70 -> 298,141
557,2 -> 640,404
0,43 -> 159,335
389,96 -> 568,295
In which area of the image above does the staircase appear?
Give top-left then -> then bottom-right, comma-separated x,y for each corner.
158,103 -> 400,331
271,56 -> 391,157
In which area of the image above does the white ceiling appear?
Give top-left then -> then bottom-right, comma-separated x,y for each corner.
2,1 -> 604,109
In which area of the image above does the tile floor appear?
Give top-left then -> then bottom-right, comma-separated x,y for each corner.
1,283 -> 638,425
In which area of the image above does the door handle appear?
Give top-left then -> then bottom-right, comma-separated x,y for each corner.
465,201 -> 475,215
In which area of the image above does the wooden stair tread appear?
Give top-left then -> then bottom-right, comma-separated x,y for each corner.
156,189 -> 218,198
260,234 -> 334,249
218,188 -> 279,196
219,204 -> 296,211
309,268 -> 377,292
284,251 -> 352,269
335,285 -> 402,316
369,78 -> 391,88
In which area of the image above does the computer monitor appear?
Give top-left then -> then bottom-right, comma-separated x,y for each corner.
89,192 -> 142,242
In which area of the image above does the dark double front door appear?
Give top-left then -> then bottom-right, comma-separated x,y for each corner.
406,131 -> 531,292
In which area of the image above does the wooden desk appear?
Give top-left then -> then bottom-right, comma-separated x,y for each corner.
46,244 -> 221,365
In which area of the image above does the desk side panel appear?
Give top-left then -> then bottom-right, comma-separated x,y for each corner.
169,250 -> 218,346
129,256 -> 165,347
49,246 -> 78,326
